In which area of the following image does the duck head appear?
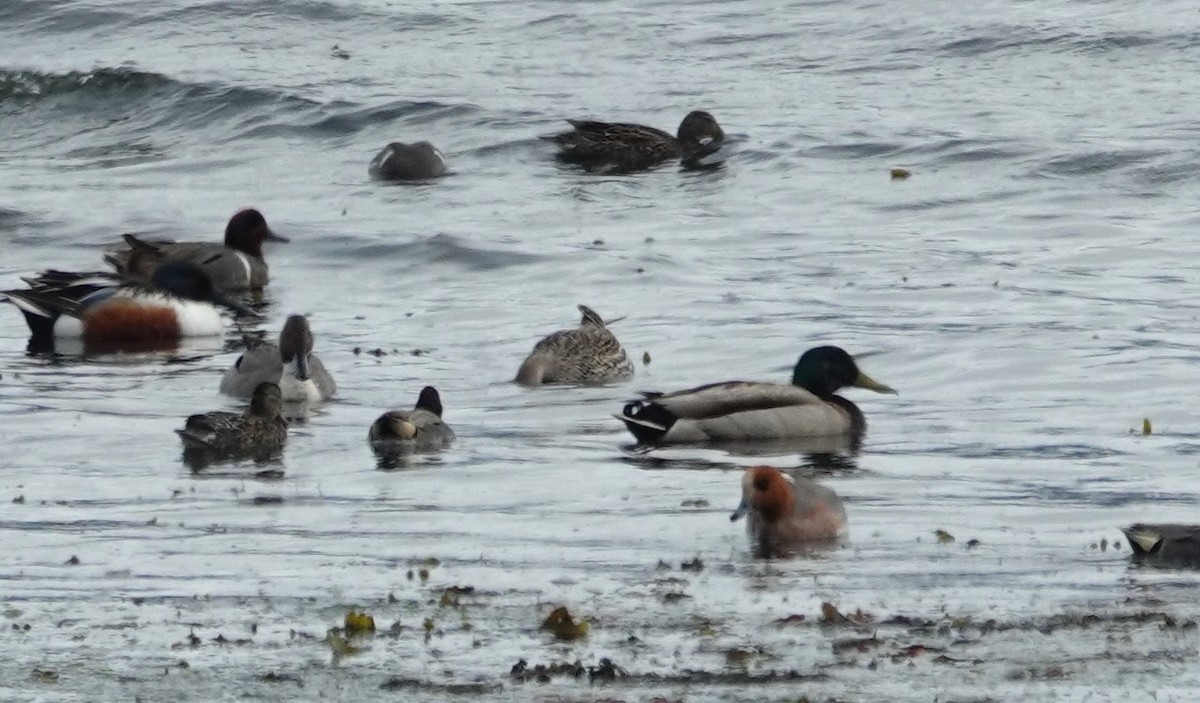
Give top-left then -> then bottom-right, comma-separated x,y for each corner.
731,466 -> 795,524
790,346 -> 896,398
415,386 -> 444,417
249,382 -> 284,417
676,111 -> 725,160
225,208 -> 288,257
278,314 -> 314,381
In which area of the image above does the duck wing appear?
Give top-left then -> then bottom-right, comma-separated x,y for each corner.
642,381 -> 824,419
219,341 -> 284,397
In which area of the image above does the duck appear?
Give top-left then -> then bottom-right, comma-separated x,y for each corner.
2,261 -> 250,352
104,208 -> 288,293
515,305 -> 634,386
1121,524 -> 1200,568
219,314 -> 336,402
616,345 -> 895,443
368,141 -> 447,181
730,466 -> 847,556
176,382 -> 289,459
368,386 -> 456,450
542,111 -> 725,173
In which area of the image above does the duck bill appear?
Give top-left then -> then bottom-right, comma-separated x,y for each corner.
730,497 -> 749,522
292,354 -> 311,382
854,371 -> 897,394
265,228 -> 290,243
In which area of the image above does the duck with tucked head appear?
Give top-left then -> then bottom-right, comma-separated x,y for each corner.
368,141 -> 447,181
2,261 -> 250,353
616,345 -> 895,444
1122,524 -> 1200,568
220,314 -> 336,403
731,466 -> 847,557
542,111 -> 725,173
516,305 -> 634,386
176,382 -> 288,460
368,386 -> 456,451
105,208 -> 288,293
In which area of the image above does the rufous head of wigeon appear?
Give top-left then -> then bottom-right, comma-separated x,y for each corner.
731,466 -> 795,525
224,209 -> 288,257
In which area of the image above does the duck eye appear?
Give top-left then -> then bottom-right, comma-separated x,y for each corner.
753,476 -> 770,492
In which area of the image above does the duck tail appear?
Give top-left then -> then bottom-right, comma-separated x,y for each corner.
2,290 -> 59,339
615,400 -> 676,443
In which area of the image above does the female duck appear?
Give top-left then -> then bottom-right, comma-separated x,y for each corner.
543,111 -> 724,173
516,305 -> 634,386
369,386 -> 456,451
617,345 -> 895,443
177,382 -> 288,459
731,466 -> 847,556
220,314 -> 336,403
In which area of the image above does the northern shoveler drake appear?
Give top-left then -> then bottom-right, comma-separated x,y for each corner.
219,314 -> 336,402
368,141 -> 447,181
177,381 -> 288,460
731,466 -> 847,557
2,261 -> 251,353
515,305 -> 634,386
368,386 -> 456,450
1122,524 -> 1200,568
616,346 -> 896,444
542,111 -> 725,173
104,208 -> 288,293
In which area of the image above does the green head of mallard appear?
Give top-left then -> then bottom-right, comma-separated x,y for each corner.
790,346 -> 896,398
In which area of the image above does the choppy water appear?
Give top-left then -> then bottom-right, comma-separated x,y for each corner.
3,0 -> 1200,700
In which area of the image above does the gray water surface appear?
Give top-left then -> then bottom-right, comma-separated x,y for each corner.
3,0 -> 1200,700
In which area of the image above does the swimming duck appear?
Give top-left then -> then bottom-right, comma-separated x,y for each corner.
731,466 -> 847,556
515,305 -> 634,386
2,261 -> 249,351
219,314 -> 336,402
105,208 -> 288,293
368,141 -> 447,181
176,382 -> 288,459
368,386 -> 456,450
1122,524 -> 1200,568
616,346 -> 895,443
542,111 -> 725,173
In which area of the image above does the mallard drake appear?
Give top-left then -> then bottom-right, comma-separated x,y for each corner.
542,111 -> 724,173
176,382 -> 288,458
1122,524 -> 1200,568
105,209 -> 288,293
220,314 -> 336,403
616,345 -> 895,443
368,141 -> 447,181
731,466 -> 847,556
515,305 -> 634,386
368,386 -> 456,450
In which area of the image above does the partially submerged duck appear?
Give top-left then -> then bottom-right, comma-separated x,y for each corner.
616,346 -> 895,443
731,466 -> 847,557
105,208 -> 288,293
220,314 -> 336,403
1122,524 -> 1200,568
177,382 -> 288,460
542,111 -> 724,173
515,305 -> 634,386
368,386 -> 456,451
368,141 -> 447,181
